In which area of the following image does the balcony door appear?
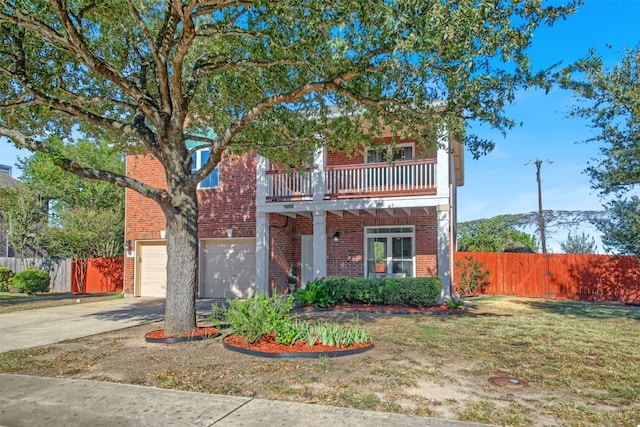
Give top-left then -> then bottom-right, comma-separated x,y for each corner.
365,226 -> 414,278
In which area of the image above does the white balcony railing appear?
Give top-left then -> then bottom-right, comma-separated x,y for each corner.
265,159 -> 437,202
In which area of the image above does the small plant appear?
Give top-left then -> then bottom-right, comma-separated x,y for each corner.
0,266 -> 13,292
447,300 -> 464,309
456,257 -> 491,296
12,268 -> 50,295
293,282 -> 334,308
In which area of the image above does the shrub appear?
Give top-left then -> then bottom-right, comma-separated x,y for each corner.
210,294 -> 297,345
456,256 -> 491,296
299,276 -> 441,307
12,269 -> 50,295
0,266 -> 13,292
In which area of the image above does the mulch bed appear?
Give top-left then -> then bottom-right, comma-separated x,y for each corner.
297,303 -> 465,314
223,333 -> 374,358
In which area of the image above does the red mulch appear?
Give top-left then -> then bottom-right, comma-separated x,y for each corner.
224,333 -> 372,354
144,326 -> 219,340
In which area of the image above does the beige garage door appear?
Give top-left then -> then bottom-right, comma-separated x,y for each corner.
199,238 -> 256,299
137,242 -> 167,298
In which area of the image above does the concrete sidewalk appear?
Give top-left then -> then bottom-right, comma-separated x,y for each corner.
0,299 -> 492,427
0,374 -> 490,427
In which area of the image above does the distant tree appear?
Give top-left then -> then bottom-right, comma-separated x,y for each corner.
560,232 -> 597,254
18,140 -> 125,292
458,216 -> 538,253
0,185 -> 48,267
18,139 -> 125,260
591,197 -> 640,257
560,44 -> 640,196
560,44 -> 639,257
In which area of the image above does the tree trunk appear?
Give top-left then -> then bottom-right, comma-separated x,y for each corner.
162,188 -> 199,335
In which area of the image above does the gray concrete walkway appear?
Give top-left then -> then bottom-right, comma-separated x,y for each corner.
0,299 -> 492,427
0,297 -> 213,353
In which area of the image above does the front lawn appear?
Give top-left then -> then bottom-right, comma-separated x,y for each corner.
0,296 -> 637,426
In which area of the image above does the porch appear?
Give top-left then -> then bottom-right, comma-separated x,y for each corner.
265,159 -> 437,202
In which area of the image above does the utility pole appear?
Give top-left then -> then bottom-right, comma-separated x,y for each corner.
526,159 -> 552,254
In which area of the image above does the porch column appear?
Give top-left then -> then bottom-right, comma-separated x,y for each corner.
436,129 -> 450,197
256,155 -> 270,206
312,210 -> 327,279
312,147 -> 325,203
256,212 -> 270,294
437,206 -> 452,301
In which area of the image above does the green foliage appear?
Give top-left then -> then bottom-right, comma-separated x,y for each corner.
18,140 -> 125,259
293,282 -> 334,308
0,266 -> 13,292
560,44 -> 640,196
458,216 -> 538,253
560,232 -> 598,254
455,257 -> 491,296
297,277 -> 441,308
12,269 -> 49,295
210,294 -> 296,345
293,319 -> 370,348
592,197 -> 640,257
0,186 -> 48,259
210,294 -> 371,347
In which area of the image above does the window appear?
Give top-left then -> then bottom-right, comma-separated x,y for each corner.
365,226 -> 414,278
191,149 -> 219,189
365,143 -> 415,187
365,143 -> 414,164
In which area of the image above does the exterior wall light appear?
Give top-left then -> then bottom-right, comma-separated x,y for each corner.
333,231 -> 340,242
227,228 -> 233,238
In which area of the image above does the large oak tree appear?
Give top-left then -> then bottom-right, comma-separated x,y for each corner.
0,0 -> 578,334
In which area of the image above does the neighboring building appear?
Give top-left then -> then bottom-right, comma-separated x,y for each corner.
0,168 -> 21,257
124,128 -> 464,300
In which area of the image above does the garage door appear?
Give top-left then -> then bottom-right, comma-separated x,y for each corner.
199,238 -> 256,299
137,242 -> 167,298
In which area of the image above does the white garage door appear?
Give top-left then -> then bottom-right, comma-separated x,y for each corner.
137,242 -> 167,298
199,238 -> 256,299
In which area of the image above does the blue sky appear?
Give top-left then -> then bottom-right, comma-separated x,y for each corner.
1,1 -> 638,252
458,0 -> 640,252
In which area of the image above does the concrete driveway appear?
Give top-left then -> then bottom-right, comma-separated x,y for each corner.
0,297 -> 215,353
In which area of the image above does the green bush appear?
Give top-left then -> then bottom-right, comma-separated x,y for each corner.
0,266 -> 13,292
210,294 -> 297,345
12,269 -> 50,295
297,276 -> 441,308
455,256 -> 490,296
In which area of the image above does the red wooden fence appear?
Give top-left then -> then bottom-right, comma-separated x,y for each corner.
71,257 -> 124,294
454,252 -> 640,303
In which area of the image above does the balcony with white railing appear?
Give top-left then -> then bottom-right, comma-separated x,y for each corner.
265,159 -> 437,202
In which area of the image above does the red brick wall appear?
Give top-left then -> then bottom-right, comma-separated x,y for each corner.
268,214 -> 293,294
124,152 -> 257,294
274,208 -> 438,290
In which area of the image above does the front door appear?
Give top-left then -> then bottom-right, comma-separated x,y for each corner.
365,226 -> 415,278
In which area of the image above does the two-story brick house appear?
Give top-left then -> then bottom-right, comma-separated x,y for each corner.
123,130 -> 463,301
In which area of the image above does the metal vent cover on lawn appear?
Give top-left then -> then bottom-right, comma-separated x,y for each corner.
488,376 -> 529,388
